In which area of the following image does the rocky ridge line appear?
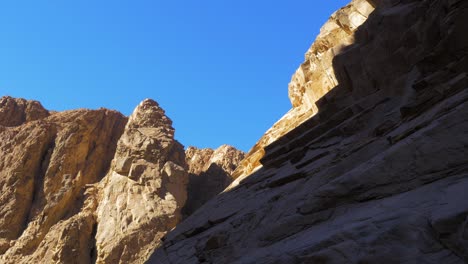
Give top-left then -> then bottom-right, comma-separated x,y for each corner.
0,97 -> 243,264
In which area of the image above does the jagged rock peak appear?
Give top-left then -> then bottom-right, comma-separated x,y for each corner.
94,98 -> 189,263
110,98 -> 179,175
0,96 -> 49,126
186,145 -> 245,175
127,98 -> 173,132
186,147 -> 215,174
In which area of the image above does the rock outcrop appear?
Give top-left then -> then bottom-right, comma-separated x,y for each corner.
150,0 -> 468,263
0,96 -> 244,263
0,105 -> 127,263
231,0 -> 375,183
95,99 -> 189,263
0,96 -> 49,126
183,146 -> 245,217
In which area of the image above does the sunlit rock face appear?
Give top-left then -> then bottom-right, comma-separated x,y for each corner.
0,96 -> 49,126
231,0 -> 375,184
94,99 -> 189,264
0,96 -> 245,264
183,145 -> 245,217
150,0 -> 468,263
0,98 -> 127,264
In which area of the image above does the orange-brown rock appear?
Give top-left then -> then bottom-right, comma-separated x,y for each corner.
0,107 -> 127,263
183,145 -> 245,216
0,96 -> 245,263
7,0 -> 468,262
0,96 -> 49,126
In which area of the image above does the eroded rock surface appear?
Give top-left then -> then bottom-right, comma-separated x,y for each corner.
95,99 -> 189,264
0,96 -> 49,126
231,0 -> 375,183
183,146 -> 245,217
0,97 -> 245,263
150,0 -> 468,263
0,107 -> 127,263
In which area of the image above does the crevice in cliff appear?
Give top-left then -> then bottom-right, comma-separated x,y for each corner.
90,222 -> 98,264
23,128 -> 57,233
88,113 -> 128,184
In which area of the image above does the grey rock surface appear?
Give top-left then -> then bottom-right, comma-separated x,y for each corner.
149,0 -> 468,263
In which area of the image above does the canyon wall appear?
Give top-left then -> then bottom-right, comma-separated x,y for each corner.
150,0 -> 468,263
183,146 -> 245,217
0,97 -> 243,263
2,0 -> 468,262
231,0 -> 375,183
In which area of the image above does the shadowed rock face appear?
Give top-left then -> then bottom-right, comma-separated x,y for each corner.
183,146 -> 245,217
0,97 -> 244,263
149,0 -> 468,263
231,0 -> 375,183
2,0 -> 467,262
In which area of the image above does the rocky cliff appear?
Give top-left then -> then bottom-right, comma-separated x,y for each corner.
231,0 -> 374,183
183,146 -> 245,217
150,0 -> 468,263
94,99 -> 189,263
0,97 -> 243,263
0,97 -> 127,264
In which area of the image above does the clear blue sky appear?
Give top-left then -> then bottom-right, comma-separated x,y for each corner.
0,1 -> 349,152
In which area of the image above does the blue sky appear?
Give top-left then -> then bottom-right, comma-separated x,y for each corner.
0,1 -> 349,152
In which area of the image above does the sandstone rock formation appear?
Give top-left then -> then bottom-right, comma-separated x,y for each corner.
183,146 -> 245,217
0,96 -> 49,126
95,99 -> 189,264
231,0 -> 375,183
0,96 -> 244,263
0,103 -> 127,263
150,0 -> 468,263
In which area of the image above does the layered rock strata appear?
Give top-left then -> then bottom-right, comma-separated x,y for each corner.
150,0 -> 468,263
231,0 -> 375,183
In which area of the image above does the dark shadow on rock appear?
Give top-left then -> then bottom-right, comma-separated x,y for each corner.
182,163 -> 233,218
149,0 -> 468,262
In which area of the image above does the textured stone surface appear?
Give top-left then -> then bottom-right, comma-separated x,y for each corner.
0,97 -> 245,263
95,99 -> 189,264
231,0 -> 375,183
183,145 -> 245,217
0,107 -> 127,263
0,96 -> 49,127
3,0 -> 468,262
150,0 -> 468,263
